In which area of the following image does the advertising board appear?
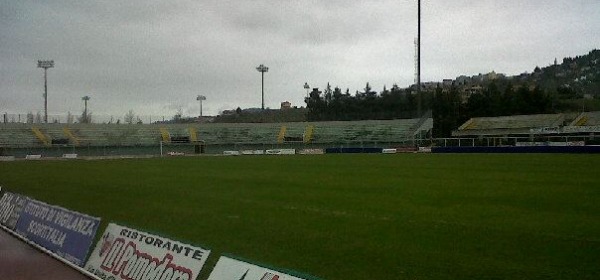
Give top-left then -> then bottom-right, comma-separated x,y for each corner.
207,256 -> 315,280
299,149 -> 324,155
382,148 -> 397,154
14,198 -> 101,266
0,191 -> 28,229
0,156 -> 16,161
85,223 -> 210,280
266,149 -> 296,155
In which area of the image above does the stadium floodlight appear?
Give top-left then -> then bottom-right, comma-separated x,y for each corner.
304,82 -> 310,98
196,95 -> 206,117
82,96 -> 90,123
37,60 -> 54,123
417,0 -> 421,118
256,64 -> 269,110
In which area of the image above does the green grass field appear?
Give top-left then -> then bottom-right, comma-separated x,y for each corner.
1,154 -> 599,279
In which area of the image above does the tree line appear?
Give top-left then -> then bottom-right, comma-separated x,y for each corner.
305,83 -> 431,122
305,81 -> 557,137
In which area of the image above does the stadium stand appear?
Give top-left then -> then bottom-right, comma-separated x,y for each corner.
412,115 -> 433,137
570,111 -> 600,126
280,124 -> 304,143
311,119 -> 423,143
557,111 -> 600,136
62,127 -> 80,145
31,126 -> 51,146
0,118 -> 432,156
74,124 -> 158,146
277,126 -> 287,143
448,112 -> 600,149
452,113 -> 565,136
0,124 -> 41,147
188,127 -> 199,142
159,127 -> 170,143
304,125 -> 315,143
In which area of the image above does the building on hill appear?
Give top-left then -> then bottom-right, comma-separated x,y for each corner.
460,85 -> 483,103
280,101 -> 291,110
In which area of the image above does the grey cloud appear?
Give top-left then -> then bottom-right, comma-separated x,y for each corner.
1,0 -> 599,117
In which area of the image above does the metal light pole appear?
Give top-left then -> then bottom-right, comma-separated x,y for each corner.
304,82 -> 310,98
38,60 -> 54,123
417,0 -> 422,117
82,96 -> 90,123
256,64 -> 269,110
196,95 -> 206,117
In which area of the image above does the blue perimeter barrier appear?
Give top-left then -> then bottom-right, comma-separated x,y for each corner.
432,146 -> 600,153
325,147 -> 383,154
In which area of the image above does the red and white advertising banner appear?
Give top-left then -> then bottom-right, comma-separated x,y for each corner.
85,223 -> 210,280
207,256 -> 313,280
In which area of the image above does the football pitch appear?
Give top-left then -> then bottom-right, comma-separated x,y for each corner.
1,153 -> 599,279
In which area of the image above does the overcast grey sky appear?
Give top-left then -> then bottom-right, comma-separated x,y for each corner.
1,0 -> 599,119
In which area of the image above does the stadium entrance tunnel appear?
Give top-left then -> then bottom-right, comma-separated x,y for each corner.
194,143 -> 206,154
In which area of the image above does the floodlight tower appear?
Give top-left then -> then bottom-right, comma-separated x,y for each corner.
304,82 -> 310,98
37,60 -> 54,123
196,95 -> 206,117
417,0 -> 422,117
82,95 -> 90,123
256,64 -> 269,110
